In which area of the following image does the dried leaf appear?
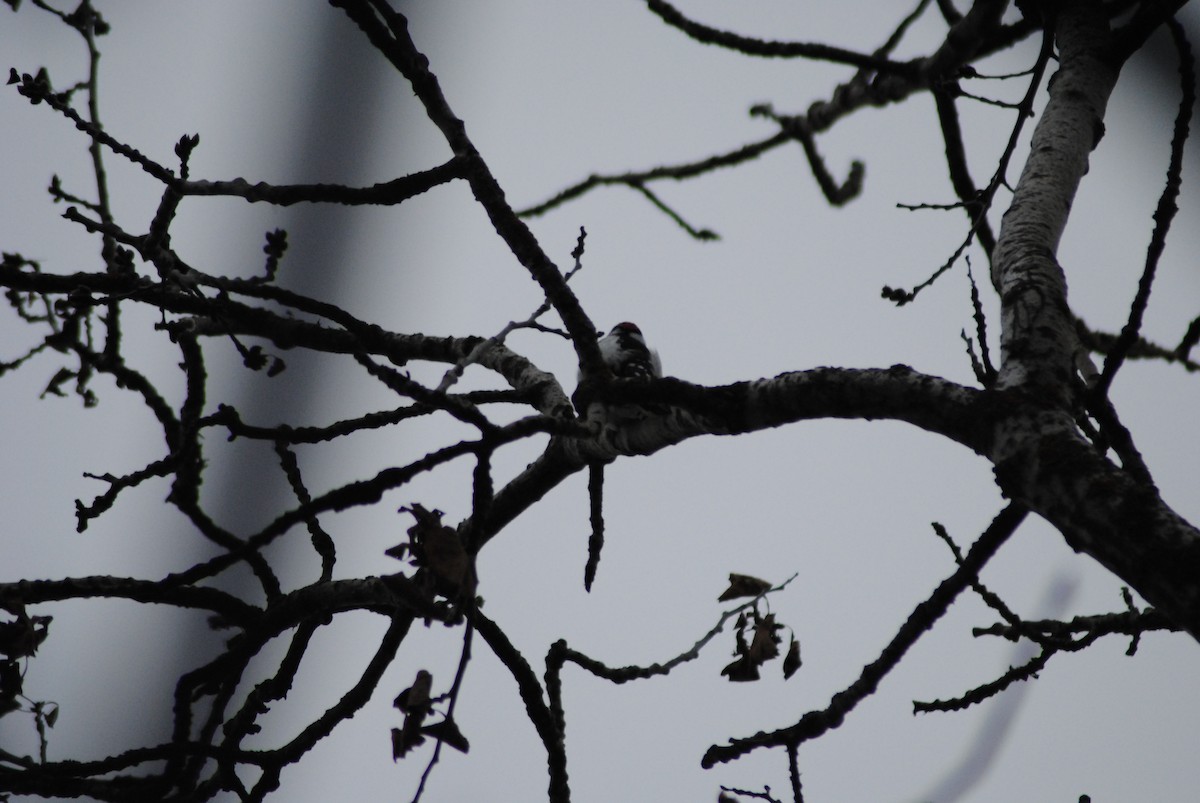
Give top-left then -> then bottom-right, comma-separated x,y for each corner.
747,613 -> 782,663
783,636 -> 802,679
399,504 -> 472,593
423,528 -> 470,588
40,367 -> 74,398
723,610 -> 788,683
394,669 -> 432,714
0,660 -> 21,695
718,573 -> 773,601
733,612 -> 748,655
392,669 -> 434,759
0,604 -> 51,659
422,716 -> 470,754
721,655 -> 761,682
391,725 -> 424,760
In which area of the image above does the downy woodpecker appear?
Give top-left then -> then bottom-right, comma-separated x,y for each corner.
597,322 -> 662,379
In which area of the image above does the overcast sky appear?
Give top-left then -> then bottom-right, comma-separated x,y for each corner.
2,2 -> 1199,802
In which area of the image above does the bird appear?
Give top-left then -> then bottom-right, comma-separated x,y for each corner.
597,322 -> 662,379
583,322 -> 664,594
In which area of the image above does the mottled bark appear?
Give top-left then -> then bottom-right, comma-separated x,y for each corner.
989,3 -> 1200,638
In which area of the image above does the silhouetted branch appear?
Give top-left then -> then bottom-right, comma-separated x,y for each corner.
645,0 -> 920,73
913,644 -> 1054,713
517,131 -> 792,219
583,464 -> 605,592
0,576 -> 259,626
1094,17 -> 1193,396
170,414 -> 565,586
180,158 -> 468,206
329,0 -> 602,372
470,610 -> 567,803
3,2 -> 1198,800
702,504 -> 1024,768
973,604 -> 1178,645
749,105 -> 865,206
551,574 -> 797,685
276,442 -> 337,581
1078,317 -> 1200,372
884,24 -> 1053,304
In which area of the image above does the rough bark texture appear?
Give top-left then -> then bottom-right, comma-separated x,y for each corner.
993,404 -> 1200,638
993,4 -> 1117,402
990,3 -> 1200,638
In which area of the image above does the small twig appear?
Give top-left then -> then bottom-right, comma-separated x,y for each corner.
436,227 -> 589,394
955,88 -> 1024,109
356,352 -> 494,432
931,522 -> 1053,648
1093,17 -> 1193,397
583,464 -> 605,591
518,132 -> 791,219
702,505 -> 1024,769
470,609 -> 567,801
1175,314 -> 1200,361
875,0 -> 935,61
973,603 -> 1177,644
885,24 -> 1054,304
631,181 -> 720,239
180,158 -> 467,206
787,744 -> 804,803
720,785 -> 783,803
551,574 -> 798,684
913,647 -> 1056,713
751,105 -> 865,206
411,617 -> 475,803
965,257 -> 996,383
1077,317 -> 1200,372
76,457 -> 175,530
275,442 -> 336,581
166,415 -> 563,587
645,0 -> 919,74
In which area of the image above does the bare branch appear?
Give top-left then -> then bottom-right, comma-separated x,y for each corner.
517,131 -> 792,220
328,0 -> 602,372
702,504 -> 1025,768
1093,17 -> 1193,395
645,0 -> 919,72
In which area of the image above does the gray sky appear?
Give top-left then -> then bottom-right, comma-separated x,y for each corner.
2,2 -> 1199,801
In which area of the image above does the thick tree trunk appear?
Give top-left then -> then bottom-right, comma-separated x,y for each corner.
991,3 -> 1200,639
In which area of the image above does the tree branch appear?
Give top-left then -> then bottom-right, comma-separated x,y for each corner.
702,504 -> 1025,768
328,0 -> 602,372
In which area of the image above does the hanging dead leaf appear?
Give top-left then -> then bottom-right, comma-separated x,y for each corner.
718,573 -> 773,602
397,504 -> 473,595
747,612 -> 782,664
394,669 -> 432,714
391,725 -> 424,760
722,609 -> 788,683
783,635 -> 802,679
0,659 -> 23,714
0,603 -> 51,659
422,716 -> 470,754
721,654 -> 761,682
423,528 -> 470,589
724,609 -> 744,652
392,669 -> 433,760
